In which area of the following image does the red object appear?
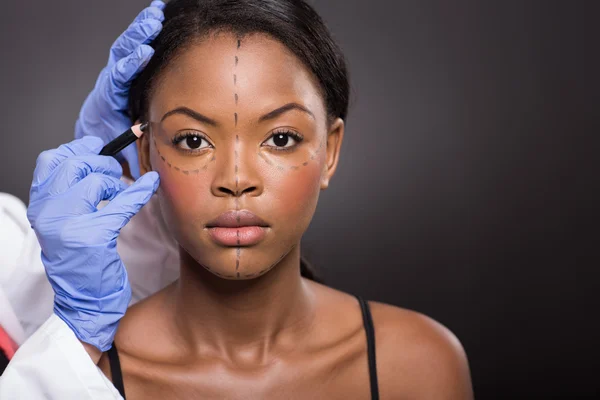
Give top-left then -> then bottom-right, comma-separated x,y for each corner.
0,325 -> 18,360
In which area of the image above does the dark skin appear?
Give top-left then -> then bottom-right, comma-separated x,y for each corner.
94,32 -> 473,399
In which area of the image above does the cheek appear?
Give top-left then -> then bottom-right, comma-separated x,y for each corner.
266,160 -> 323,221
152,153 -> 212,226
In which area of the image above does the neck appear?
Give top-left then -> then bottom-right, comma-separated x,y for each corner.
168,245 -> 317,361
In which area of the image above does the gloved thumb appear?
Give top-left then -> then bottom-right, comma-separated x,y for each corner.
98,171 -> 160,231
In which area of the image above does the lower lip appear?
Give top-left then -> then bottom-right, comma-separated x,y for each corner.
207,226 -> 267,246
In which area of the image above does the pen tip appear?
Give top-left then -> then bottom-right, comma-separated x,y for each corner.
140,122 -> 149,132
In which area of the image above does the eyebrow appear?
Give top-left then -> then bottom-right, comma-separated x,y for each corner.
161,107 -> 219,126
160,102 -> 315,126
258,102 -> 315,123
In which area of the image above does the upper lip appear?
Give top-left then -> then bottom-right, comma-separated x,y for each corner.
206,210 -> 269,228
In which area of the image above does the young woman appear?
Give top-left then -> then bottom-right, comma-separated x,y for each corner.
92,0 -> 473,398
3,0 -> 473,398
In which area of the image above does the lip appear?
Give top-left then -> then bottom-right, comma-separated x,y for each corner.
206,210 -> 269,246
206,210 -> 269,228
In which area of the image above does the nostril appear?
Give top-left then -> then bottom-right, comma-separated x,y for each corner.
218,186 -> 257,196
218,187 -> 236,196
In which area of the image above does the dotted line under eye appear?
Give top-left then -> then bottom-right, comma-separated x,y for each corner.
258,138 -> 325,170
154,132 -> 322,175
153,136 -> 216,173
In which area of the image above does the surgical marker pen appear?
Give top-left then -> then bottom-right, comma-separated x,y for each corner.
99,122 -> 148,157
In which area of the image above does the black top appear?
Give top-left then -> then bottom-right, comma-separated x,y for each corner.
107,295 -> 379,399
0,349 -> 9,376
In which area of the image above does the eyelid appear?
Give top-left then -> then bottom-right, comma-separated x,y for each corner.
172,130 -> 214,147
171,130 -> 214,155
266,127 -> 304,141
262,128 -> 304,152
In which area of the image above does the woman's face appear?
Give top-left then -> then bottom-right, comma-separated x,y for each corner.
139,32 -> 343,279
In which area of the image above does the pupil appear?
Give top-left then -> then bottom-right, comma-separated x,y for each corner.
273,134 -> 289,147
186,136 -> 202,149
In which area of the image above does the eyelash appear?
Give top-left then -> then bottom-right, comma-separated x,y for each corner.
264,129 -> 304,152
172,131 -> 212,154
171,130 -> 304,154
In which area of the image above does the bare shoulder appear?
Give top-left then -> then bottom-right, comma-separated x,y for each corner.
98,287 -> 171,376
368,301 -> 474,399
112,285 -> 178,362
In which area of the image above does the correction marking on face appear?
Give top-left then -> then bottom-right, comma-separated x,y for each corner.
234,38 -> 241,276
152,135 -> 215,175
185,243 -> 288,281
258,138 -> 325,171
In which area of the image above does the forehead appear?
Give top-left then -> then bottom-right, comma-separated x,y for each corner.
149,32 -> 326,123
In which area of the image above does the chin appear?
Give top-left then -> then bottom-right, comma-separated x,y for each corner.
180,241 -> 290,280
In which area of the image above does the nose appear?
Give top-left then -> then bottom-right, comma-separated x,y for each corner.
210,138 -> 263,198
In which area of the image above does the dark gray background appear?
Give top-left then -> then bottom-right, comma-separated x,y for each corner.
0,0 -> 597,398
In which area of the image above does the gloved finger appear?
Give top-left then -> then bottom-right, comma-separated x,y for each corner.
33,137 -> 105,186
110,18 -> 162,63
133,2 -> 166,23
120,143 -> 141,180
99,171 -> 160,230
109,45 -> 155,96
70,173 -> 129,211
47,155 -> 124,197
149,1 -> 167,12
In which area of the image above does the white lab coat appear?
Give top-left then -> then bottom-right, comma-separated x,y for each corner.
0,187 -> 180,399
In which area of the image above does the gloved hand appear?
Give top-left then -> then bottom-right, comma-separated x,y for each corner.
74,0 -> 165,180
27,137 -> 160,351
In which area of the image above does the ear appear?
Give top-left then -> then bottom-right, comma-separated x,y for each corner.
136,119 -> 152,175
320,118 -> 345,190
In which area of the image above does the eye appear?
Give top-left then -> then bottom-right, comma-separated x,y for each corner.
172,132 -> 211,152
263,130 -> 304,151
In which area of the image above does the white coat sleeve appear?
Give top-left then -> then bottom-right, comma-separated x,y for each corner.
0,193 -> 54,343
0,314 -> 123,400
0,187 -> 179,344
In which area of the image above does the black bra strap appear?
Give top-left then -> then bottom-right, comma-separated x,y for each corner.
106,301 -> 379,400
107,343 -> 126,399
356,296 -> 380,400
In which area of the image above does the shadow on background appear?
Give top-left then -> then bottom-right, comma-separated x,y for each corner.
0,1 -> 596,397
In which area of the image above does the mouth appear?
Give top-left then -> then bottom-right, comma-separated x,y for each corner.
205,210 -> 269,246
206,210 -> 269,228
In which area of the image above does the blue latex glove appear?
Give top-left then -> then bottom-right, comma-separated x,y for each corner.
74,1 -> 166,180
27,137 -> 160,351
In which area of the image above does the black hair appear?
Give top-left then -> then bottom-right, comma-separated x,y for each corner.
129,0 -> 350,283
